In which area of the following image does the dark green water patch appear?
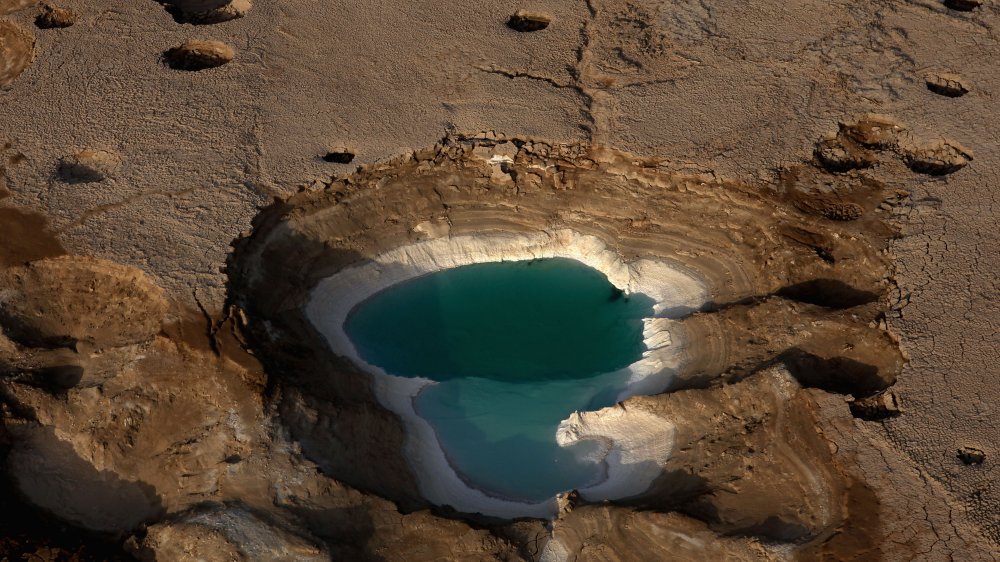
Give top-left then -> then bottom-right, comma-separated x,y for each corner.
344,257 -> 656,502
345,258 -> 654,382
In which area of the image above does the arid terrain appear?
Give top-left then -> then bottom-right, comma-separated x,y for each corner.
1,0 -> 998,560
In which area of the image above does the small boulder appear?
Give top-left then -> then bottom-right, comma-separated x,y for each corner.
957,446 -> 986,465
813,136 -> 875,173
905,140 -> 972,176
163,39 -> 234,71
507,10 -> 551,32
58,149 -> 121,183
925,73 -> 969,97
161,0 -> 251,24
849,392 -> 902,420
35,4 -> 77,28
322,147 -> 355,164
839,116 -> 903,149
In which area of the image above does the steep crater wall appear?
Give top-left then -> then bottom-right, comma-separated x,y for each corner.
228,133 -> 906,536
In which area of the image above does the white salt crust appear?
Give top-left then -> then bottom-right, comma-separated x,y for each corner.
306,229 -> 709,518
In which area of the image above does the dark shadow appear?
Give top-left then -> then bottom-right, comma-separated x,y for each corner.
627,468 -> 712,513
0,309 -> 76,350
57,159 -> 104,184
286,503 -> 384,562
957,447 -> 986,465
943,0 -> 981,11
162,45 -> 232,71
926,80 -> 967,98
159,3 -> 192,23
4,427 -> 165,535
906,158 -> 966,176
663,475 -> 813,543
19,365 -> 84,394
0,437 -> 142,560
779,348 -> 889,397
849,392 -> 902,421
776,279 -> 879,309
322,151 -> 355,164
227,204 -> 430,510
724,516 -> 812,542
507,12 -> 551,32
153,1 -> 244,25
657,304 -> 703,318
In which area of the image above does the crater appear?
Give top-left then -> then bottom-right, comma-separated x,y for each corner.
229,134 -> 903,522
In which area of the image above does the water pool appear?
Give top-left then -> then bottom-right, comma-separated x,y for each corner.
344,258 -> 655,501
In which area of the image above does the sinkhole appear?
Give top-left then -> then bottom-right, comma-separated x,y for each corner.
343,258 -> 655,502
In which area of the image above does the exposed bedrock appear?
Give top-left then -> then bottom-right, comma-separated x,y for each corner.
0,256 -> 165,349
228,134 -> 906,525
676,297 -> 903,395
545,368 -> 887,561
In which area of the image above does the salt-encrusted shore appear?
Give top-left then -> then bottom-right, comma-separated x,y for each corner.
306,229 -> 708,518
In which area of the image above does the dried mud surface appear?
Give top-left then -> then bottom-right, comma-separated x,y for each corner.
1,0 -> 998,560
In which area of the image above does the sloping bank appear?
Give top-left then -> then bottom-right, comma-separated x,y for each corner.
228,134 -> 902,525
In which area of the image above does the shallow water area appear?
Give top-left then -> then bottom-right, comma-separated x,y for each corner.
344,258 -> 655,501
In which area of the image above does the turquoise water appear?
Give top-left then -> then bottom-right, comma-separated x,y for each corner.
344,258 -> 654,502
